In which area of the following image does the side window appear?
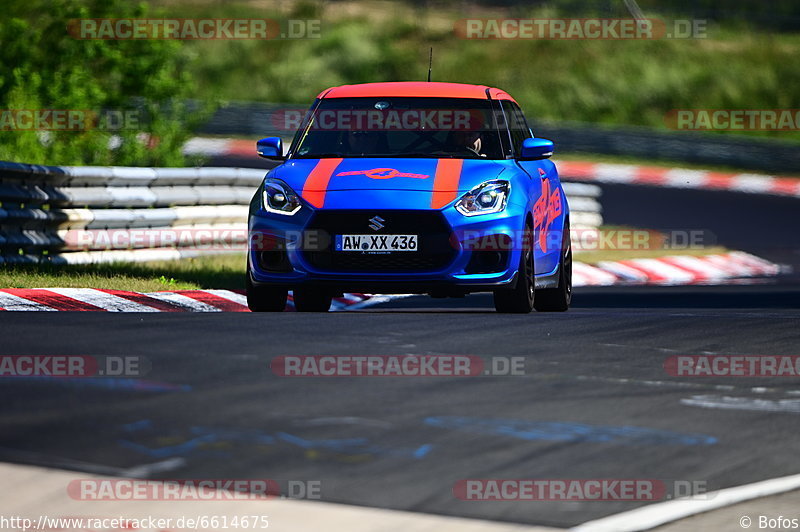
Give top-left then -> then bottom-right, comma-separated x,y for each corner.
490,100 -> 512,158
503,101 -> 532,156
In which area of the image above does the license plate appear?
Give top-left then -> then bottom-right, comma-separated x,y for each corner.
335,234 -> 418,252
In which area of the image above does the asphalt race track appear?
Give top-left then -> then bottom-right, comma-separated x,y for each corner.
1,282 -> 799,528
0,154 -> 798,528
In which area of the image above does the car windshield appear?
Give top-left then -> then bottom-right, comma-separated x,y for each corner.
291,97 -> 505,159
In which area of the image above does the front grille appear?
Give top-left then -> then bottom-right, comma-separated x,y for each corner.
303,210 -> 456,273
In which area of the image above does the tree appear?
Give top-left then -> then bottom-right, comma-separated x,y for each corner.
0,0 -> 209,166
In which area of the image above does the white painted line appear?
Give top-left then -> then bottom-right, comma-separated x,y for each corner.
46,288 -> 160,312
144,291 -> 222,312
681,395 -> 800,413
120,457 -> 186,478
344,294 -> 415,310
572,473 -> 800,532
0,291 -> 57,311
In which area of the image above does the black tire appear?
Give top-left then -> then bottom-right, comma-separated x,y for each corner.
534,223 -> 572,312
246,276 -> 288,312
493,225 -> 535,314
292,288 -> 332,312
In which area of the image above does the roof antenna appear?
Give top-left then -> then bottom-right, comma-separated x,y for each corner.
427,47 -> 433,82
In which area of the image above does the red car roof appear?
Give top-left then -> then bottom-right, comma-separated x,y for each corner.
317,82 -> 518,103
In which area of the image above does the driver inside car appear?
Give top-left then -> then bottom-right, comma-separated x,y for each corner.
447,130 -> 485,157
346,130 -> 379,155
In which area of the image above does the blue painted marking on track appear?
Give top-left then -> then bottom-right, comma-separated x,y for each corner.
117,422 -> 434,461
423,416 -> 717,446
413,444 -> 434,458
118,434 -> 224,459
191,426 -> 277,445
5,376 -> 190,392
122,419 -> 153,432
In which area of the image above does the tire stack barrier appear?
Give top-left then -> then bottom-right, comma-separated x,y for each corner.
0,160 -> 602,264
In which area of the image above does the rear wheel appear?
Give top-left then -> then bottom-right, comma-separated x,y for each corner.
534,223 -> 572,312
493,225 -> 535,314
246,276 -> 288,312
292,288 -> 333,312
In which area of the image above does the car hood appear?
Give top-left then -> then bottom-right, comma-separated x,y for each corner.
269,158 -> 508,196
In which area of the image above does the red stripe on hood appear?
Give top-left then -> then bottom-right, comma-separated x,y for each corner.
302,158 -> 344,208
430,159 -> 464,209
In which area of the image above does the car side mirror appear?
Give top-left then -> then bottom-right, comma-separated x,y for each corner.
256,137 -> 284,160
519,138 -> 554,160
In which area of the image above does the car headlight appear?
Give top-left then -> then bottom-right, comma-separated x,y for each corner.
455,180 -> 510,216
262,179 -> 302,216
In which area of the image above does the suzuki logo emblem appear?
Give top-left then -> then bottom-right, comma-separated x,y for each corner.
368,216 -> 385,231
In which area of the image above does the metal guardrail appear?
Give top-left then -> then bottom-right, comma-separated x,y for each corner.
0,160 -> 602,264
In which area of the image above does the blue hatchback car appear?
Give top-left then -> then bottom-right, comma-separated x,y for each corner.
247,82 -> 572,313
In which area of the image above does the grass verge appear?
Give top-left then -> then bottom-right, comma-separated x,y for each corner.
0,254 -> 246,292
574,245 -> 729,264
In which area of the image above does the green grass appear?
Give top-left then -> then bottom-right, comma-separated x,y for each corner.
150,0 -> 800,144
0,253 -> 246,291
575,245 -> 729,263
572,225 -> 729,262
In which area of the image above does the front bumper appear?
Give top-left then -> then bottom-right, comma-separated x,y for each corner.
248,207 -> 528,294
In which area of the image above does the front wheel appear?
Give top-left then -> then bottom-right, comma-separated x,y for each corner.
534,225 -> 572,312
493,226 -> 535,314
292,289 -> 333,312
246,276 -> 288,312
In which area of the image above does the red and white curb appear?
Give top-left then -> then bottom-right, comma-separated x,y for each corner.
0,289 -> 378,313
572,250 -> 782,287
0,252 -> 782,312
558,161 -> 800,198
